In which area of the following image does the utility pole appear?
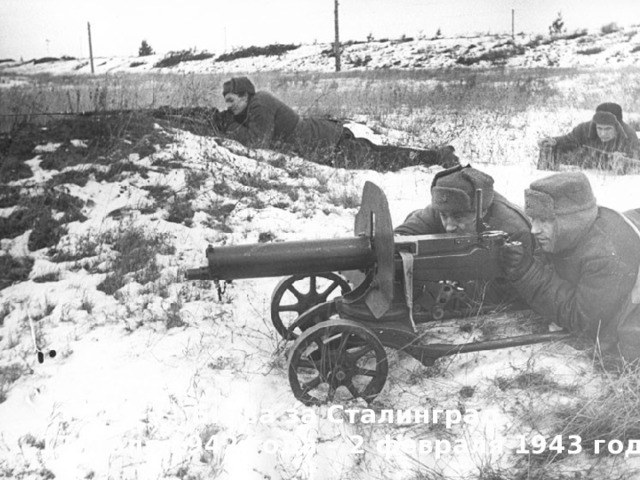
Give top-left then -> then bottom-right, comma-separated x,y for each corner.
87,22 -> 95,74
511,9 -> 515,39
334,0 -> 341,72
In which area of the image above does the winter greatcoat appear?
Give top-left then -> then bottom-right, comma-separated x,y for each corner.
553,120 -> 640,163
225,91 -> 343,152
222,91 -> 460,171
395,191 -> 533,306
512,207 -> 640,357
395,191 -> 533,252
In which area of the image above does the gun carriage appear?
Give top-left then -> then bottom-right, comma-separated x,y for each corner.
186,182 -> 568,406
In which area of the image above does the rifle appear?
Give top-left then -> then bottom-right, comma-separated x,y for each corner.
1,106 -> 235,136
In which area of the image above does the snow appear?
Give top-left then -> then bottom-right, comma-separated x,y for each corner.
2,27 -> 640,480
2,126 -> 638,478
1,27 -> 640,76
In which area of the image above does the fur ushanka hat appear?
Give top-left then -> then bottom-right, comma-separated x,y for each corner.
589,102 -> 628,140
431,165 -> 494,213
525,171 -> 598,253
222,77 -> 256,97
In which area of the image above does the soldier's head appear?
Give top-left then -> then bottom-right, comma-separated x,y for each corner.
430,165 -> 494,234
222,77 -> 255,115
525,172 -> 597,253
590,102 -> 627,143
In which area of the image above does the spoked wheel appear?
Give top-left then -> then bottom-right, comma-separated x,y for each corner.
271,273 -> 351,340
287,319 -> 388,406
284,301 -> 337,341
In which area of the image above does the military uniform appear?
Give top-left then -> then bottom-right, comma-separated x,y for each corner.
395,166 -> 533,308
539,103 -> 640,171
220,77 -> 459,171
504,172 -> 640,359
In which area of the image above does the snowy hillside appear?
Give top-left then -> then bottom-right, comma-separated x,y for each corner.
2,23 -> 640,480
2,25 -> 640,77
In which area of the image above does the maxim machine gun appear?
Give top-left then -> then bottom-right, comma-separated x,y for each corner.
186,182 -> 569,406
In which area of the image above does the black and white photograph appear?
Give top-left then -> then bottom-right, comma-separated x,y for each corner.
1,1 -> 640,478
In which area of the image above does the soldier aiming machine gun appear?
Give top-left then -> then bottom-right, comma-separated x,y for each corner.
186,181 -> 568,406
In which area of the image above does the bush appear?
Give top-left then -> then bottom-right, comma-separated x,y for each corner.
456,45 -> 525,65
0,156 -> 32,182
0,189 -> 85,251
601,22 -> 620,35
154,49 -> 214,68
166,198 -> 195,226
526,29 -> 589,49
549,12 -> 565,35
577,47 -> 604,55
96,225 -> 175,295
0,185 -> 21,208
0,256 -> 34,290
396,35 -> 414,43
138,40 -> 154,57
216,43 -> 299,62
33,57 -> 60,65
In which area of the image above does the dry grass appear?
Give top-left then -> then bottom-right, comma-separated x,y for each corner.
545,359 -> 640,457
3,63 -> 640,480
96,222 -> 175,295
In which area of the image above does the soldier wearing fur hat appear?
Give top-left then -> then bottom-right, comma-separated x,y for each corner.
221,76 -> 343,153
500,171 -> 640,359
395,165 -> 533,306
537,102 -> 640,172
218,76 -> 459,171
395,165 -> 532,248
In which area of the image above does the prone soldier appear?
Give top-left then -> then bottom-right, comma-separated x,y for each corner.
500,172 -> 640,360
395,165 -> 533,308
537,102 -> 640,172
217,76 -> 459,171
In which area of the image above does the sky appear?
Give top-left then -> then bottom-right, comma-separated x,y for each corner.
0,0 -> 639,60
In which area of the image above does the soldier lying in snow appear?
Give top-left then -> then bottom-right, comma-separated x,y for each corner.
499,172 -> 640,360
395,165 -> 533,308
216,76 -> 459,172
537,102 -> 640,173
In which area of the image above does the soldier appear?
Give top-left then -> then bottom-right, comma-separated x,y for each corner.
500,172 -> 640,359
395,165 -> 533,249
537,102 -> 640,172
218,76 -> 459,171
395,165 -> 533,308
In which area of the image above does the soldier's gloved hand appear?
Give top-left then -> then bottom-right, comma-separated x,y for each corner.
212,108 -> 234,134
499,241 -> 533,281
538,137 -> 557,148
436,145 -> 459,168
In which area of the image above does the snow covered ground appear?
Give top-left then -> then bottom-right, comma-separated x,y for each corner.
2,26 -> 640,480
1,120 -> 639,479
1,26 -> 640,77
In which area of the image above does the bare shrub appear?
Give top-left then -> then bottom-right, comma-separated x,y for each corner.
0,255 -> 34,290
216,44 -> 299,62
154,49 -> 214,68
96,224 -> 175,295
577,47 -> 604,55
601,22 -> 620,35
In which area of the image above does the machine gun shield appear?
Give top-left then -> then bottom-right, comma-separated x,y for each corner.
354,181 -> 395,319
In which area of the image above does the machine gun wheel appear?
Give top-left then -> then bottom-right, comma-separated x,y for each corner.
284,301 -> 337,341
271,273 -> 351,340
287,319 -> 388,406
